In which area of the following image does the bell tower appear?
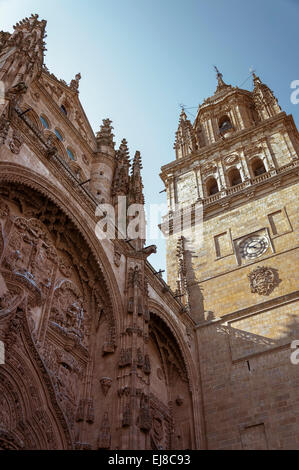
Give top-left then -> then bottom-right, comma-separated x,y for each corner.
160,69 -> 299,448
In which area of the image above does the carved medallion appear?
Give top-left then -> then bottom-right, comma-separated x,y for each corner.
248,266 -> 280,296
224,154 -> 239,166
202,163 -> 217,176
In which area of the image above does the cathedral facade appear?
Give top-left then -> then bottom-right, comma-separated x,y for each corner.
0,15 -> 298,450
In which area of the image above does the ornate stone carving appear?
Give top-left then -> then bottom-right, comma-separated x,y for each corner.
0,285 -> 22,314
0,198 -> 10,217
122,403 -> 131,427
128,265 -> 142,288
128,297 -> 134,314
151,411 -> 164,450
119,348 -> 132,368
224,154 -> 239,166
138,245 -> 157,257
98,412 -> 111,449
9,129 -> 24,154
69,73 -> 81,92
86,399 -> 95,424
75,399 -> 85,422
136,348 -> 144,368
118,386 -> 131,398
202,163 -> 217,176
50,281 -> 87,344
0,117 -> 10,145
114,249 -> 122,267
248,266 -> 280,296
143,354 -> 151,375
82,154 -> 89,166
176,396 -> 184,406
100,377 -> 112,397
139,394 -> 152,432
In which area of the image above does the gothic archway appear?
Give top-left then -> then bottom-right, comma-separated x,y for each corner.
0,177 -> 119,449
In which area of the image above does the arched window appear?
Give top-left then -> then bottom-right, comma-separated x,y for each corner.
228,168 -> 242,186
219,115 -> 233,134
206,177 -> 219,196
67,147 -> 75,161
40,115 -> 49,129
251,158 -> 266,177
54,128 -> 64,141
60,105 -> 68,116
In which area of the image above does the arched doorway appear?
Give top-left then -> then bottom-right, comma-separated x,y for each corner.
147,312 -> 195,450
0,179 -> 117,449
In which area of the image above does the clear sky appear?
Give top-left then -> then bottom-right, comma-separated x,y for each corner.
0,0 -> 298,276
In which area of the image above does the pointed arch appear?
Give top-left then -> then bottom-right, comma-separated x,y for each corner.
148,299 -> 206,449
0,162 -> 123,359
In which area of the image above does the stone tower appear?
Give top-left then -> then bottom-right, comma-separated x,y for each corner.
160,69 -> 299,449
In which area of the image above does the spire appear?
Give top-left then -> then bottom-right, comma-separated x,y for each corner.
96,118 -> 115,149
118,138 -> 130,164
174,108 -> 197,160
214,66 -> 231,93
252,72 -> 281,120
129,151 -> 144,205
111,139 -> 131,198
13,14 -> 47,68
0,14 -> 47,86
214,66 -> 225,87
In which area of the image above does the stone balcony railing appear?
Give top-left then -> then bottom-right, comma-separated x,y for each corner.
162,159 -> 299,226
203,160 -> 299,207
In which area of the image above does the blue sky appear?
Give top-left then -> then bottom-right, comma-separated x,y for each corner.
0,0 -> 298,276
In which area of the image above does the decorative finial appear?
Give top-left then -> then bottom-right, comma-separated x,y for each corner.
214,65 -> 223,80
96,118 -> 115,148
249,66 -> 258,81
214,65 -> 227,91
70,73 -> 81,92
179,103 -> 187,120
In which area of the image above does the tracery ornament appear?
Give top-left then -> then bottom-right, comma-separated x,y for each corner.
248,266 -> 280,296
